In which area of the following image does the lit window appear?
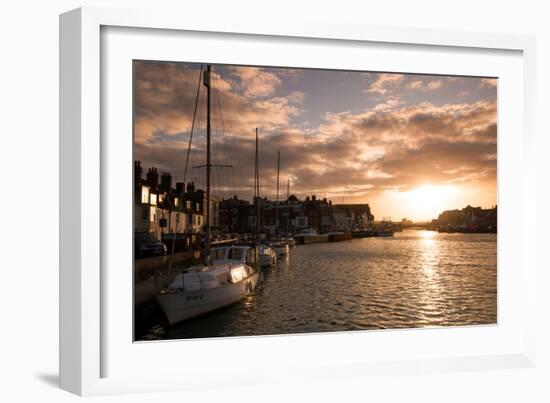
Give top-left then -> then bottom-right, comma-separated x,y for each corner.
174,198 -> 179,207
150,194 -> 157,206
196,203 -> 199,211
158,194 -> 164,203
186,201 -> 191,209
141,186 -> 149,204
150,206 -> 156,222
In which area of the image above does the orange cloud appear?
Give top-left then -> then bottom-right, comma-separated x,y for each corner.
230,66 -> 282,98
366,73 -> 404,94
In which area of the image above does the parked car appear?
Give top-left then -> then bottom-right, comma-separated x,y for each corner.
134,232 -> 167,259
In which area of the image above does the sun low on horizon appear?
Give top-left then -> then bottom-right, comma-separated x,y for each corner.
380,184 -> 495,222
133,61 -> 497,222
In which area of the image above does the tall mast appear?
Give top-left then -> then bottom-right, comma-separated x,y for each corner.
286,178 -> 290,235
276,151 -> 280,202
255,128 -> 260,237
276,150 -> 280,232
204,65 -> 212,258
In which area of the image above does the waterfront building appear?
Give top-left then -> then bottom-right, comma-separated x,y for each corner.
436,205 -> 497,232
334,204 -> 375,228
299,195 -> 330,233
237,195 -> 375,235
134,161 -> 216,240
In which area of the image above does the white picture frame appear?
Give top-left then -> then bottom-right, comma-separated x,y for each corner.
59,6 -> 537,396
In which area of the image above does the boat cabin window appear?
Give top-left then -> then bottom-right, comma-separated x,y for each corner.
246,248 -> 257,265
227,248 -> 244,261
211,248 -> 227,261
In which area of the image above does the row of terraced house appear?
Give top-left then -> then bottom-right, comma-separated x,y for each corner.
134,161 -> 219,241
135,161 -> 374,240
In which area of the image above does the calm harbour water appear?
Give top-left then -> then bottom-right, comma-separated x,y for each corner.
137,230 -> 497,340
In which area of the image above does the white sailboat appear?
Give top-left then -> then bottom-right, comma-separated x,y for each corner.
157,65 -> 260,326
157,245 -> 260,325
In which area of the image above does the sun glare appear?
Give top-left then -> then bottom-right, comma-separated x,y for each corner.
401,185 -> 457,221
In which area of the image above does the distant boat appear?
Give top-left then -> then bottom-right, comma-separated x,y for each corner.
258,244 -> 277,267
157,245 -> 261,325
295,228 -> 329,244
351,228 -> 375,238
375,219 -> 395,237
375,229 -> 394,237
284,236 -> 296,248
271,239 -> 290,255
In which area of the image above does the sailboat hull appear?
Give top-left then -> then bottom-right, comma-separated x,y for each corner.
156,273 -> 260,325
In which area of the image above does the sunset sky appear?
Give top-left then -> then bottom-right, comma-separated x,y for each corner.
134,61 -> 497,222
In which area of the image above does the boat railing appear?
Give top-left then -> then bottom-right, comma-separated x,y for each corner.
151,267 -> 189,294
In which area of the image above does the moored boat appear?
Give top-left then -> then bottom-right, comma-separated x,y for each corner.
284,236 -> 296,248
157,245 -> 260,325
271,239 -> 290,255
258,244 -> 277,267
375,229 -> 394,237
351,228 -> 376,238
295,228 -> 329,244
158,65 -> 260,326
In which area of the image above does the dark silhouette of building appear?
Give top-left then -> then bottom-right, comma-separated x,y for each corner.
160,172 -> 172,193
437,205 -> 497,233
219,196 -> 250,234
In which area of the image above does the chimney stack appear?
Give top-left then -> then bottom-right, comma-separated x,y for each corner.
146,167 -> 159,188
160,172 -> 172,192
134,160 -> 142,184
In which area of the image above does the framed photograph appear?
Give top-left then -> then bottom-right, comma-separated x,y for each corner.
60,7 -> 537,396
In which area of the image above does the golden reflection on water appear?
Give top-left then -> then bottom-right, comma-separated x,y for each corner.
418,231 -> 442,318
419,230 -> 439,275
